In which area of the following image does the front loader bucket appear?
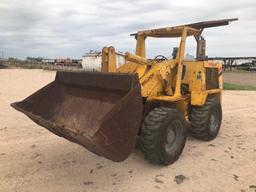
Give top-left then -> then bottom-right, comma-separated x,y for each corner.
11,71 -> 143,162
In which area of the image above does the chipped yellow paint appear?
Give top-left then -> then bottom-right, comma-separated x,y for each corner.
103,26 -> 223,108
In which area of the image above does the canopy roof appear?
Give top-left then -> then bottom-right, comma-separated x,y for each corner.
131,18 -> 238,38
132,26 -> 200,38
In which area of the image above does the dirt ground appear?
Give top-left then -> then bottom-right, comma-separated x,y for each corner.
224,71 -> 256,86
0,69 -> 256,192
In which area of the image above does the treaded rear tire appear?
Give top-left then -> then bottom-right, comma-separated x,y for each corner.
139,107 -> 187,165
189,98 -> 222,141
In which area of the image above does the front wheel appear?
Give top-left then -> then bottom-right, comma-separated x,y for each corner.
139,107 -> 187,165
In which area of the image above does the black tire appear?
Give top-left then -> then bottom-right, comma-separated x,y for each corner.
139,107 -> 187,165
189,98 -> 222,141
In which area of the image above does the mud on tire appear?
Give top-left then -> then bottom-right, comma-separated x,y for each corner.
139,107 -> 187,165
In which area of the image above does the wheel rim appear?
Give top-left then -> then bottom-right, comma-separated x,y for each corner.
164,120 -> 182,154
209,109 -> 219,133
166,129 -> 175,144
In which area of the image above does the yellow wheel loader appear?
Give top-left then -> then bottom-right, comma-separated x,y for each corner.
12,18 -> 237,165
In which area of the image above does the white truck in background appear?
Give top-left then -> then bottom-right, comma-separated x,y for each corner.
82,50 -> 126,71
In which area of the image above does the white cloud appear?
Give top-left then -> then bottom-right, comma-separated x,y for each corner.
0,0 -> 255,58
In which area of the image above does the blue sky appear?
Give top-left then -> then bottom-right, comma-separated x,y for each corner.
0,0 -> 255,59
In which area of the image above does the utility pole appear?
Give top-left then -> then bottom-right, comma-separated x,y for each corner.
1,50 -> 3,59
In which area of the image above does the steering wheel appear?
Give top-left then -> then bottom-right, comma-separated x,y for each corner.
154,55 -> 168,62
